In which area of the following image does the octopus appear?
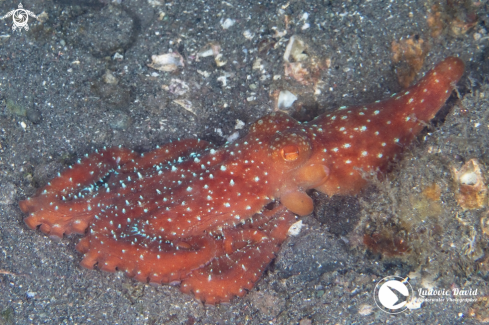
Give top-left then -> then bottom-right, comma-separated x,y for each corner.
19,57 -> 464,304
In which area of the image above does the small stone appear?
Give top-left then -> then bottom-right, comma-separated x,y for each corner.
109,113 -> 132,130
358,304 -> 374,316
103,70 -> 118,85
26,109 -> 42,124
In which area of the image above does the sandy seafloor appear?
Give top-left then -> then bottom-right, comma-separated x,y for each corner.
1,0 -> 489,324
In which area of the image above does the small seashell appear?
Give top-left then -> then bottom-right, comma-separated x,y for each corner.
103,70 -> 118,85
252,58 -> 264,71
165,78 -> 189,96
148,52 -> 184,72
277,90 -> 298,109
283,35 -> 308,62
287,220 -> 302,236
214,53 -> 227,67
234,119 -> 245,130
197,70 -> 211,78
173,99 -> 195,114
37,11 -> 49,23
203,42 -> 221,56
197,42 -> 226,67
243,30 -> 254,40
357,304 -> 374,316
217,74 -> 228,86
220,18 -> 235,29
113,52 -> 124,61
226,131 -> 240,143
451,159 -> 487,210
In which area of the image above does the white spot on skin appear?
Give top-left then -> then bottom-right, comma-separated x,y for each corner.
332,148 -> 339,152
382,142 -> 386,147
361,151 -> 368,156
343,143 -> 351,148
359,126 -> 367,131
373,110 -> 380,115
345,160 -> 351,164
377,153 -> 383,158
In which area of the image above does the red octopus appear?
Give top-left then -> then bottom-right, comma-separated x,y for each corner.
20,57 -> 464,304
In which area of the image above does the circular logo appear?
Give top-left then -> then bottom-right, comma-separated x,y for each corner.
13,9 -> 28,28
374,276 -> 413,314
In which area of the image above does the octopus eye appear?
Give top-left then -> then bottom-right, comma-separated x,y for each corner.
281,145 -> 300,161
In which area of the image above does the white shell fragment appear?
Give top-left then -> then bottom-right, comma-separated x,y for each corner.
113,52 -> 124,61
252,58 -> 264,71
283,35 -> 308,62
220,18 -> 235,29
215,53 -> 227,67
163,78 -> 189,96
197,70 -> 211,78
234,119 -> 245,129
287,220 -> 303,236
148,52 -> 184,72
226,131 -> 240,143
197,42 -> 227,67
217,73 -> 229,86
277,90 -> 298,109
243,30 -> 255,40
103,70 -> 118,84
173,99 -> 195,114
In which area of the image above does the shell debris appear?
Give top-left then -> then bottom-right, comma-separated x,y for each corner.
220,18 -> 235,29
276,90 -> 298,110
162,79 -> 189,96
196,42 -> 227,67
148,53 -> 184,72
451,159 -> 487,210
287,220 -> 302,237
283,35 -> 329,86
243,30 -> 255,40
173,99 -> 195,115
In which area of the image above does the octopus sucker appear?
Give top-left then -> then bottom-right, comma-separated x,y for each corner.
20,57 -> 464,304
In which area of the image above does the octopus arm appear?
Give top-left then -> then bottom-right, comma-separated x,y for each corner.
20,139 -> 211,238
181,205 -> 296,304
